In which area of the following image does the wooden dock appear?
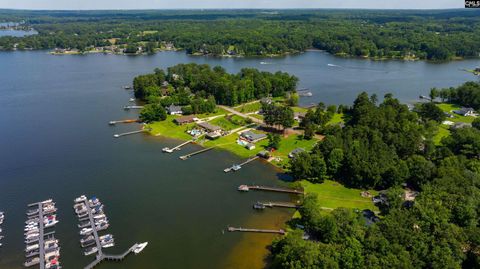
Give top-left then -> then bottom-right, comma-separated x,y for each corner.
109,119 -> 139,125
257,201 -> 300,209
227,226 -> 285,235
238,185 -> 304,195
113,129 -> 150,138
123,105 -> 143,110
179,147 -> 214,160
163,140 -> 193,153
224,156 -> 259,172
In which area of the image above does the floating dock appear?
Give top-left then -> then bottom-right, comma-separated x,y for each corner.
227,226 -> 285,235
224,156 -> 259,172
162,140 -> 193,153
109,119 -> 139,125
123,105 -> 143,110
113,129 -> 150,138
238,185 -> 304,195
179,147 -> 214,160
84,243 -> 139,269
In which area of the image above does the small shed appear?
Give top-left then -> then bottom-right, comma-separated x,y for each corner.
245,143 -> 256,150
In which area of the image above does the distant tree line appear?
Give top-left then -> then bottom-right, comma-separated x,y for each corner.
1,10 -> 479,60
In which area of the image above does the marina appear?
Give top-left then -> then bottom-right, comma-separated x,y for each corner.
74,195 -> 146,269
224,156 -> 259,172
237,185 -> 304,195
24,199 -> 61,269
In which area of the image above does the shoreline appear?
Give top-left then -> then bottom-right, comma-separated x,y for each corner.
3,47 -> 475,63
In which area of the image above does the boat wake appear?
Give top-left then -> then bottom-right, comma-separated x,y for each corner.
327,63 -> 341,67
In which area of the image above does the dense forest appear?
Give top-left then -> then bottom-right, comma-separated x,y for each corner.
272,90 -> 480,268
1,9 -> 480,60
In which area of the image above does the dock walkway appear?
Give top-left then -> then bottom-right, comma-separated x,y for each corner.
239,185 -> 304,195
224,156 -> 259,172
114,129 -> 150,138
227,226 -> 285,235
258,202 -> 300,209
179,147 -> 214,160
163,140 -> 193,153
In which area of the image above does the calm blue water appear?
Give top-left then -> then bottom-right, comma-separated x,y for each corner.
0,50 -> 478,269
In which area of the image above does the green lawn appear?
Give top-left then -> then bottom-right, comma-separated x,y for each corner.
437,103 -> 475,123
147,115 -> 194,140
235,102 -> 262,113
209,116 -> 242,131
291,106 -> 309,113
203,132 -> 269,158
433,125 -> 451,145
328,113 -> 345,125
301,180 -> 378,211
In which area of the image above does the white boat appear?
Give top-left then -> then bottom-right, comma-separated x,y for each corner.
74,195 -> 87,203
44,220 -> 59,228
129,98 -> 135,102
41,199 -> 53,204
102,242 -> 114,248
84,246 -> 98,256
134,242 -> 148,254
25,244 -> 39,251
93,214 -> 105,219
80,228 -> 93,235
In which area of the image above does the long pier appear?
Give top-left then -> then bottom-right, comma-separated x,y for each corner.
227,226 -> 285,235
238,185 -> 304,195
224,156 -> 259,172
257,201 -> 300,209
163,140 -> 193,153
113,129 -> 150,138
179,147 -> 214,160
123,105 -> 143,110
109,119 -> 139,125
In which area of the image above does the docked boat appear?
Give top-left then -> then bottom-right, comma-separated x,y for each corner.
78,220 -> 91,228
81,240 -> 95,248
238,185 -> 249,192
96,222 -> 109,231
89,197 -> 100,207
25,243 -> 39,252
74,195 -> 87,203
129,98 -> 135,102
80,228 -> 93,235
25,250 -> 39,258
80,235 -> 94,244
45,258 -> 60,269
93,214 -> 105,219
24,257 -> 40,267
77,211 -> 88,218
0,211 -> 4,224
84,246 -> 98,256
99,234 -> 113,241
102,242 -> 115,248
44,248 -> 60,260
41,199 -> 53,204
253,202 -> 266,210
134,242 -> 148,254
26,208 -> 39,216
232,164 -> 241,171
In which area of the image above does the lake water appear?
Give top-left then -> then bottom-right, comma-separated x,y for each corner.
0,50 -> 478,269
